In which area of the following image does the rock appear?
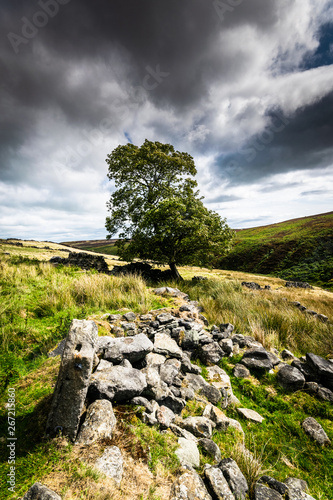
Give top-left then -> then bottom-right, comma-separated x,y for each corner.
276,365 -> 305,392
141,366 -> 168,400
180,387 -> 196,401
317,314 -> 328,323
206,366 -> 240,405
131,396 -> 154,413
170,469 -> 212,500
88,365 -> 147,402
317,385 -> 333,403
184,374 -> 222,406
181,353 -> 202,375
169,424 -> 199,443
175,437 -> 200,467
160,359 -> 181,386
220,339 -> 233,356
46,319 -> 98,441
284,477 -> 308,491
257,476 -> 288,496
285,281 -> 313,289
204,465 -> 235,500
94,359 -> 113,372
283,477 -> 315,500
48,339 -> 66,358
254,483 -> 283,499
154,286 -> 188,299
22,482 -> 61,500
219,323 -> 234,338
219,458 -> 248,499
233,364 -> 250,379
95,446 -> 123,486
228,418 -> 244,435
156,405 -> 176,428
203,405 -> 230,431
306,353 -> 333,391
302,417 -> 331,446
121,322 -> 136,333
65,252 -> 109,273
154,333 -> 183,359
76,400 -> 116,445
281,349 -> 295,361
157,393 -> 186,414
237,408 -> 264,423
97,333 -> 153,364
146,352 -> 167,366
123,311 -> 137,321
199,438 -> 221,463
178,416 -> 215,439
198,342 -> 224,365
241,348 -> 273,372
157,312 -> 176,324
179,330 -> 201,350
291,359 -> 319,383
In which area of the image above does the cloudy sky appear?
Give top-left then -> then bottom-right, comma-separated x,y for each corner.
1,0 -> 333,241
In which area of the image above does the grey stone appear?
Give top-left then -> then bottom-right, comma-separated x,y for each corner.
258,476 -> 288,496
154,333 -> 183,359
22,483 -> 61,500
181,353 -> 202,375
141,366 -> 168,400
241,348 -> 273,372
180,387 -> 196,401
281,349 -> 295,361
95,446 -> 123,486
254,483 -> 283,499
204,465 -> 235,500
169,424 -> 199,443
160,359 -> 181,386
157,312 -> 176,324
199,438 -> 221,463
131,396 -> 154,413
306,353 -> 333,390
156,405 -> 176,428
178,416 -> 215,439
237,408 -> 264,423
123,311 -> 137,321
109,314 -> 122,321
219,323 -> 234,338
317,314 -> 328,323
276,365 -> 305,392
145,352 -> 166,367
157,393 -> 186,414
121,322 -> 136,333
179,329 -> 201,350
284,477 -> 314,500
140,313 -> 153,321
228,418 -> 244,435
198,342 -> 224,365
219,458 -> 248,499
302,417 -> 331,446
170,469 -> 212,500
233,364 -> 250,378
76,399 -> 116,445
291,359 -> 319,382
97,333 -> 153,364
175,437 -> 200,468
219,339 -> 233,356
203,404 -> 230,431
184,374 -> 222,406
206,366 -> 240,405
88,365 -> 147,402
317,385 -> 333,402
46,319 -> 98,441
94,359 -> 113,372
48,339 -> 66,358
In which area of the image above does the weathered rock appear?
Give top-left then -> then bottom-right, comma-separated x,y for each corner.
219,339 -> 233,356
94,359 -> 113,372
198,342 -> 224,365
48,339 -> 66,358
178,416 -> 215,439
227,418 -> 244,435
123,311 -> 137,321
146,352 -> 167,366
199,438 -> 221,463
88,365 -> 147,402
317,385 -> 333,403
175,437 -> 200,467
254,483 -> 283,499
258,476 -> 288,496
233,364 -> 250,379
157,312 -> 176,324
160,359 -> 181,386
46,319 -> 98,441
306,353 -> 333,390
302,417 -> 331,446
154,333 -> 183,359
219,458 -> 248,500
237,408 -> 264,423
97,333 -> 153,364
184,374 -> 222,406
154,286 -> 189,299
169,424 -> 199,443
65,252 -> 109,273
276,365 -> 305,392
203,405 -> 230,431
22,483 -> 61,500
157,393 -> 186,414
204,465 -> 235,500
179,330 -> 201,350
281,349 -> 295,361
156,405 -> 176,428
76,400 -> 116,445
206,366 -> 240,405
180,353 -> 201,376
284,477 -> 314,500
219,323 -> 234,339
131,396 -> 154,413
95,446 -> 123,486
291,359 -> 319,383
241,348 -> 273,372
285,281 -> 313,289
169,469 -> 212,500
180,387 -> 196,401
141,366 -> 168,400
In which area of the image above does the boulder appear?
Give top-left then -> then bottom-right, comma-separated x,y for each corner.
276,365 -> 305,392
199,438 -> 221,463
88,365 -> 147,402
179,330 -> 201,350
233,364 -> 250,379
169,424 -> 199,443
281,349 -> 295,361
123,311 -> 137,321
237,408 -> 264,424
241,348 -> 273,372
203,405 -> 230,431
156,405 -> 176,428
178,416 -> 215,439
204,465 -> 235,500
131,396 -> 154,413
159,359 -> 181,386
22,483 -> 61,500
306,353 -> 333,390
254,483 -> 283,499
284,477 -> 315,500
181,353 -> 202,375
46,319 -> 98,441
219,458 -> 248,499
175,437 -> 200,468
145,352 -> 167,367
257,476 -> 288,496
220,339 -> 233,356
302,417 -> 331,446
169,469 -> 212,500
184,374 -> 222,406
317,385 -> 333,403
76,399 -> 116,445
154,333 -> 183,359
206,366 -> 240,405
95,446 -> 123,486
97,333 -> 153,364
198,342 -> 224,365
141,366 -> 168,400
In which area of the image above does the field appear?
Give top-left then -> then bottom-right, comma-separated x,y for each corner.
0,240 -> 332,499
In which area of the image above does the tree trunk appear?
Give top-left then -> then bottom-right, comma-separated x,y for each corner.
169,262 -> 183,281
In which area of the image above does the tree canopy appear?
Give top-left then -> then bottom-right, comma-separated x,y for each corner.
105,139 -> 234,279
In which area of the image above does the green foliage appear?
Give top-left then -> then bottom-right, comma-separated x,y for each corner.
105,139 -> 233,278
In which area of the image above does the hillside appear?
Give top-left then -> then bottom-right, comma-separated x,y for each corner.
218,212 -> 333,290
61,239 -> 119,256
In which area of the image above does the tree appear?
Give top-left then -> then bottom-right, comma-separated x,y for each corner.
105,139 -> 234,279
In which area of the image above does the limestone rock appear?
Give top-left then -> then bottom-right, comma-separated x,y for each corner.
254,483 -> 283,499
175,437 -> 200,468
219,339 -> 233,356
46,319 -> 98,441
88,365 -> 147,402
219,458 -> 248,499
233,364 -> 250,379
146,352 -> 167,367
241,348 -> 273,372
131,396 -> 154,413
204,465 -> 235,500
160,359 -> 181,386
203,404 -> 230,431
169,424 -> 199,443
306,353 -> 333,390
178,416 -> 215,439
258,476 -> 288,496
198,342 -> 224,365
184,373 -> 222,406
281,349 -> 295,361
123,311 -> 137,321
206,366 -> 240,405
95,446 -> 123,486
302,417 -> 331,446
154,333 -> 183,359
276,365 -> 305,392
169,469 -> 212,500
237,408 -> 264,423
199,438 -> 221,463
22,483 -> 61,500
156,405 -> 176,428
76,399 -> 116,445
97,333 -> 153,364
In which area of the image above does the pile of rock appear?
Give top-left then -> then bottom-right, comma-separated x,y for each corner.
50,252 -> 109,273
285,281 -> 313,289
292,301 -> 329,323
111,261 -> 175,281
242,281 -> 271,291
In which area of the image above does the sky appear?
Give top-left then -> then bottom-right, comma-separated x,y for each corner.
1,0 -> 333,242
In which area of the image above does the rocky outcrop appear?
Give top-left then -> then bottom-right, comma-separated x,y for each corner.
50,252 -> 109,273
170,469 -> 212,500
76,399 -> 116,445
22,483 -> 61,500
302,417 -> 331,446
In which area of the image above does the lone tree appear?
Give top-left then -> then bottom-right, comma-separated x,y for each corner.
105,139 -> 234,280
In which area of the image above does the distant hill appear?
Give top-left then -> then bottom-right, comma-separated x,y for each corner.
60,238 -> 119,256
218,212 -> 333,289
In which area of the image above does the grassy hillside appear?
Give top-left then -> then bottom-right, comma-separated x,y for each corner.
218,212 -> 333,290
61,239 -> 119,256
1,242 -> 332,499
